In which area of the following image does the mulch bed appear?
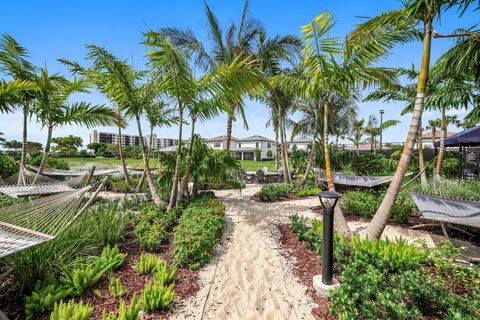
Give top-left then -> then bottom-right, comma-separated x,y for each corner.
82,228 -> 200,319
277,223 -> 335,320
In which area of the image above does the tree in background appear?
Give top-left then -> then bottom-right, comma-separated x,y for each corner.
347,118 -> 365,155
364,115 -> 400,153
51,135 -> 83,156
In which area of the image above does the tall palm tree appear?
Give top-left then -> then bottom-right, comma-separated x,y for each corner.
364,115 -> 400,153
32,68 -> 122,182
347,118 -> 365,155
61,46 -> 163,204
0,79 -> 36,113
426,118 -> 441,147
435,113 -> 462,183
159,1 -> 264,151
143,32 -> 258,209
349,0 -> 479,240
0,34 -> 37,181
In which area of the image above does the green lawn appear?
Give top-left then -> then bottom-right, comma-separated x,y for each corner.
62,157 -> 275,171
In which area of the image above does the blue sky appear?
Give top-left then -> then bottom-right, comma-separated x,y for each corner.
1,0 -> 478,147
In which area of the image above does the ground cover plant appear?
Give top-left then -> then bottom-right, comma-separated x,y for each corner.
288,214 -> 480,320
173,192 -> 225,269
258,183 -> 297,201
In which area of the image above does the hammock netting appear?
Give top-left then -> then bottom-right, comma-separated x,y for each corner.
29,165 -> 119,177
314,169 -> 393,188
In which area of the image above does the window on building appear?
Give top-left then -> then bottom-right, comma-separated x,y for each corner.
267,143 -> 271,148
256,142 -> 260,148
214,142 -> 221,148
238,143 -> 242,148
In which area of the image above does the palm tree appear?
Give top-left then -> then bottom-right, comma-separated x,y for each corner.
435,113 -> 462,183
0,34 -> 37,180
61,46 -> 163,204
347,118 -> 365,155
349,0 -> 479,240
364,115 -> 400,153
143,32 -> 258,209
32,68 -> 121,182
159,1 -> 264,151
0,79 -> 36,113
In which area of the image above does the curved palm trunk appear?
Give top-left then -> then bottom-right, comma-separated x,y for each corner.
178,116 -> 196,203
364,17 -> 433,241
33,125 -> 53,184
298,115 -> 318,187
118,125 -> 131,189
435,107 -> 446,185
135,114 -> 161,205
274,123 -> 279,170
323,100 -> 351,237
18,106 -> 28,186
418,127 -> 427,186
168,107 -> 183,210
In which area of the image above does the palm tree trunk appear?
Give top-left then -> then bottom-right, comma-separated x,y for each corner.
435,107 -> 446,185
298,114 -> 318,187
136,125 -> 154,191
418,127 -> 427,186
364,16 -> 433,241
168,106 -> 183,210
356,143 -> 360,155
118,125 -> 131,189
225,106 -> 235,151
135,114 -> 161,205
274,123 -> 279,170
33,125 -> 53,184
323,100 -> 351,237
18,106 -> 28,186
280,112 -> 291,183
178,116 -> 196,203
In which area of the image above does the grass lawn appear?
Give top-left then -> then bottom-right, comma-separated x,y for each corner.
62,157 -> 276,171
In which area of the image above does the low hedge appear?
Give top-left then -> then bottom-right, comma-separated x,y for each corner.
0,154 -> 17,178
341,189 -> 416,223
258,183 -> 296,201
173,193 -> 225,269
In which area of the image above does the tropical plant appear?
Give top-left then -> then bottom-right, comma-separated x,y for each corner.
347,118 -> 365,155
363,115 -> 400,153
50,300 -> 93,320
348,0 -> 479,240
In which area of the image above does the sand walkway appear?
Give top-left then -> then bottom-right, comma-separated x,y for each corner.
171,184 -> 438,320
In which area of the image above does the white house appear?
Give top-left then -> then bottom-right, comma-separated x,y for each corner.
205,135 -> 238,150
288,137 -> 313,152
235,135 -> 275,160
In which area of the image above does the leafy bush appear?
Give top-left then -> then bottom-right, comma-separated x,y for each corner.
101,294 -> 141,320
341,189 -> 416,223
296,187 -> 321,197
25,246 -> 125,319
88,200 -> 132,248
50,300 -> 93,320
258,183 -> 296,201
108,275 -> 127,298
140,282 -> 175,312
30,156 -> 70,170
135,253 -> 176,285
0,194 -> 24,209
351,153 -> 386,176
134,204 -> 178,251
173,194 -> 225,269
0,153 -> 17,178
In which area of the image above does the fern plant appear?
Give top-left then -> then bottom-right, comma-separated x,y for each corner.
140,281 -> 176,312
153,263 -> 176,286
50,300 -> 93,320
108,275 -> 127,298
101,294 -> 142,320
135,253 -> 162,275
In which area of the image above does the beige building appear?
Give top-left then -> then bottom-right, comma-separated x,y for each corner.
89,130 -> 178,150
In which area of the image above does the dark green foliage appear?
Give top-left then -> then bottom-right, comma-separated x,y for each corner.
0,153 -> 17,178
104,175 -> 147,193
30,156 -> 70,170
0,194 -> 24,209
134,203 -> 178,251
341,189 -> 416,223
89,200 -> 132,248
350,153 -> 386,176
258,183 -> 296,201
173,194 -> 225,269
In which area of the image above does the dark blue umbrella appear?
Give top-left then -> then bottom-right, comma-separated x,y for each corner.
434,125 -> 480,147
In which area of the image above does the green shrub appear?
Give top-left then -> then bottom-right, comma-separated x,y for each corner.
30,156 -> 70,170
134,204 -> 178,251
101,294 -> 141,320
108,275 -> 127,298
341,189 -> 416,223
173,195 -> 225,269
50,300 -> 93,320
296,187 -> 321,197
0,153 -> 17,178
140,282 -> 175,312
351,153 -> 385,176
0,194 -> 25,209
258,183 -> 295,201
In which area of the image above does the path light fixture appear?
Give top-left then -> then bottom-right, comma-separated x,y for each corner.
313,190 -> 342,296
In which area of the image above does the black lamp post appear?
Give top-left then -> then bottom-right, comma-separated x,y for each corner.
317,190 -> 342,285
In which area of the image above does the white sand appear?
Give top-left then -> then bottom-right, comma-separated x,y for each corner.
171,184 -> 437,320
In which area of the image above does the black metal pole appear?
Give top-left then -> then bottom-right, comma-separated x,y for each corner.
322,206 -> 334,285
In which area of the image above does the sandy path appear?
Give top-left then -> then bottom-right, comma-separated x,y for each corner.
172,185 -> 318,320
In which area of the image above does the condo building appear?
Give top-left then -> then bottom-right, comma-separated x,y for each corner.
89,130 -> 178,150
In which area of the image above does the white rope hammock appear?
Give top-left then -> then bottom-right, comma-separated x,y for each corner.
0,178 -> 107,258
30,165 -> 119,177
0,169 -> 94,198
